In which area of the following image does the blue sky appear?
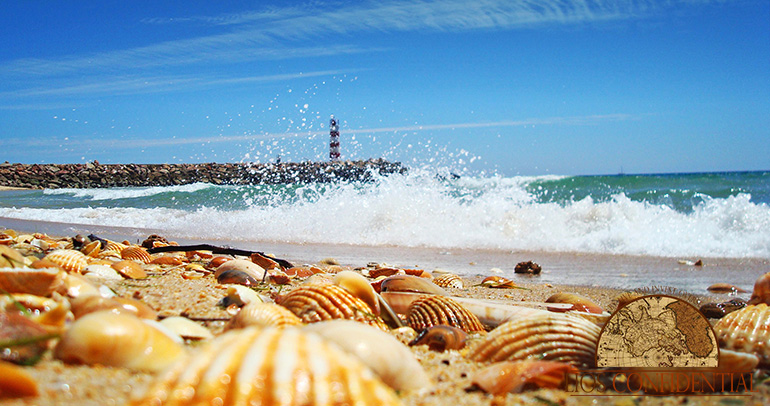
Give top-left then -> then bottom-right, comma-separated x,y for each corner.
1,0 -> 768,176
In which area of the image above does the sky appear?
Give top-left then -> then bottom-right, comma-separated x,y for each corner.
0,0 -> 768,176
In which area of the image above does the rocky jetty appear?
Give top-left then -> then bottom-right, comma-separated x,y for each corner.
0,159 -> 406,189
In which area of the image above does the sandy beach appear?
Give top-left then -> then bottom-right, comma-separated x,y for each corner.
1,220 -> 768,405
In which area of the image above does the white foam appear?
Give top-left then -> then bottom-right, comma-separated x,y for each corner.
42,182 -> 212,201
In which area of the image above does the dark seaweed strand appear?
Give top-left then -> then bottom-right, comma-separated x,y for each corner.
146,243 -> 294,269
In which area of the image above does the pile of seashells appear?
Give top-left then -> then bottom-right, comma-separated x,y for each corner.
1,229 -> 769,404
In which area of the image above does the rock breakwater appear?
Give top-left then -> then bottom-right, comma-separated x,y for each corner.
0,159 -> 406,189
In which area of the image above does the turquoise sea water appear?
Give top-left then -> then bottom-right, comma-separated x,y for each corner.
1,169 -> 768,259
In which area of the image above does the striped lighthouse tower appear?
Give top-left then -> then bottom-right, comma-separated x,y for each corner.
329,115 -> 340,161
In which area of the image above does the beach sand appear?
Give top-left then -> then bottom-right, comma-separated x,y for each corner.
1,221 -> 768,405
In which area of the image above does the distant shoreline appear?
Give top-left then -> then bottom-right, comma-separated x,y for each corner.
0,159 -> 406,189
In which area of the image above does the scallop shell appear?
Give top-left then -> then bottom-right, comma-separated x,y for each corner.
121,246 -> 153,264
102,240 -> 128,255
406,295 -> 485,333
433,274 -> 464,289
714,303 -> 770,365
748,272 -> 770,305
42,249 -> 88,274
54,311 -> 184,372
127,327 -> 402,406
303,319 -> 431,392
277,285 -> 388,330
0,267 -> 65,297
227,302 -> 303,330
467,312 -> 601,367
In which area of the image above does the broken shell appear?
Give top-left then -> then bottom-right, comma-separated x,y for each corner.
545,292 -> 603,314
748,272 -> 770,305
0,360 -> 39,398
467,313 -> 601,367
380,275 -> 448,295
714,303 -> 770,366
226,302 -> 303,330
249,252 -> 281,271
121,246 -> 153,264
70,295 -> 157,319
219,284 -> 264,308
433,273 -> 464,289
80,240 -> 101,257
42,249 -> 88,274
277,285 -> 388,330
304,319 -> 431,392
149,256 -> 184,266
333,270 -> 380,315
102,240 -> 128,255
159,317 -> 213,340
111,260 -> 147,279
54,311 -> 184,372
410,325 -> 468,352
0,246 -> 26,268
471,360 -> 576,395
0,267 -> 65,297
0,311 -> 50,365
284,266 -> 320,278
127,326 -> 402,406
406,295 -> 485,333
369,267 -> 401,278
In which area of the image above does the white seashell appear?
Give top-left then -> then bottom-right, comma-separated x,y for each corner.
220,284 -> 265,308
159,316 -> 213,340
43,249 -> 88,274
227,302 -> 303,330
83,264 -> 123,280
303,320 -> 431,392
333,270 -> 380,315
714,303 -> 770,366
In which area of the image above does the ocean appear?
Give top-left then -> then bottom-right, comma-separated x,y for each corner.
1,169 -> 768,293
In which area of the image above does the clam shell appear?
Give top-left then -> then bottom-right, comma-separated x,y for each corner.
219,285 -> 265,308
278,285 -> 388,330
121,246 -> 153,264
226,302 -> 303,330
215,259 -> 265,286
303,319 -> 431,392
127,327 -> 402,406
54,311 -> 184,372
433,273 -> 464,289
42,249 -> 88,274
159,316 -> 213,340
467,313 -> 601,367
748,272 -> 770,305
406,295 -> 485,333
0,267 -> 65,297
714,303 -> 770,365
0,359 -> 39,398
111,260 -> 147,279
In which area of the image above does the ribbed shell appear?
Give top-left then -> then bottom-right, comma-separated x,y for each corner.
433,274 -> 464,289
128,327 -> 402,406
227,303 -> 303,330
406,295 -> 485,333
121,246 -> 153,264
278,285 -> 388,330
467,313 -> 601,367
714,303 -> 770,365
43,249 -> 88,274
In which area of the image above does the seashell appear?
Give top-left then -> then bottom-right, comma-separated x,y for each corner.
369,267 -> 401,278
433,273 -> 464,289
301,273 -> 334,286
714,303 -> 770,365
127,327 -> 402,406
227,302 -> 303,330
219,284 -> 264,308
277,284 -> 388,330
70,295 -> 157,319
0,233 -> 13,246
121,246 -> 153,264
0,359 -> 39,398
0,246 -> 26,268
545,292 -> 603,314
707,283 -> 749,294
379,274 -> 448,295
391,326 -> 418,346
41,249 -> 88,274
409,325 -> 468,352
80,240 -> 101,257
333,270 -> 380,315
479,276 -> 524,289
83,264 -> 123,280
102,240 -> 128,254
467,312 -> 601,367
304,319 -> 431,392
284,266 -> 321,278
514,260 -> 541,274
699,298 -> 747,319
471,360 -> 576,395
449,296 -> 550,328
0,267 -> 65,297
249,252 -> 281,271
63,273 -> 114,299
54,311 -> 184,372
140,234 -> 168,249
111,260 -> 147,279
149,256 -> 184,266
0,293 -> 72,331
159,317 -> 213,340
215,259 -> 265,286
406,295 -> 486,333
748,272 -> 770,305
0,311 -> 51,365
404,268 -> 431,278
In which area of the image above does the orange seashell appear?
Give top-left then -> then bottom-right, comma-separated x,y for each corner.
714,303 -> 770,366
369,267 -> 401,278
285,266 -> 320,278
380,275 -> 448,295
278,285 -> 388,330
102,240 -> 128,254
0,360 -> 39,398
0,246 -> 25,268
406,295 -> 485,333
227,302 -> 303,330
80,240 -> 101,257
433,274 -> 464,289
207,256 -> 232,269
748,272 -> 770,305
149,256 -> 183,266
472,360 -> 576,395
121,246 -> 153,264
42,249 -> 88,274
0,311 -> 50,365
410,325 -> 468,352
707,283 -> 749,294
480,276 -> 523,289
111,260 -> 147,279
545,292 -> 603,314
0,268 -> 65,297
70,295 -> 157,319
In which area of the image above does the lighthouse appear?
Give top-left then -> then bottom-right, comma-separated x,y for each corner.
329,116 -> 340,161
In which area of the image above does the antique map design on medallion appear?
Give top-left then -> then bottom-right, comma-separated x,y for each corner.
596,295 -> 718,368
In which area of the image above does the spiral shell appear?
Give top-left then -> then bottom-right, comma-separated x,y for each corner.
0,268 -> 65,297
748,272 -> 770,305
433,274 -> 464,289
120,246 -> 153,264
406,295 -> 485,333
278,285 -> 388,330
128,327 -> 402,406
714,303 -> 770,366
227,302 -> 303,330
467,313 -> 601,367
42,249 -> 88,274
